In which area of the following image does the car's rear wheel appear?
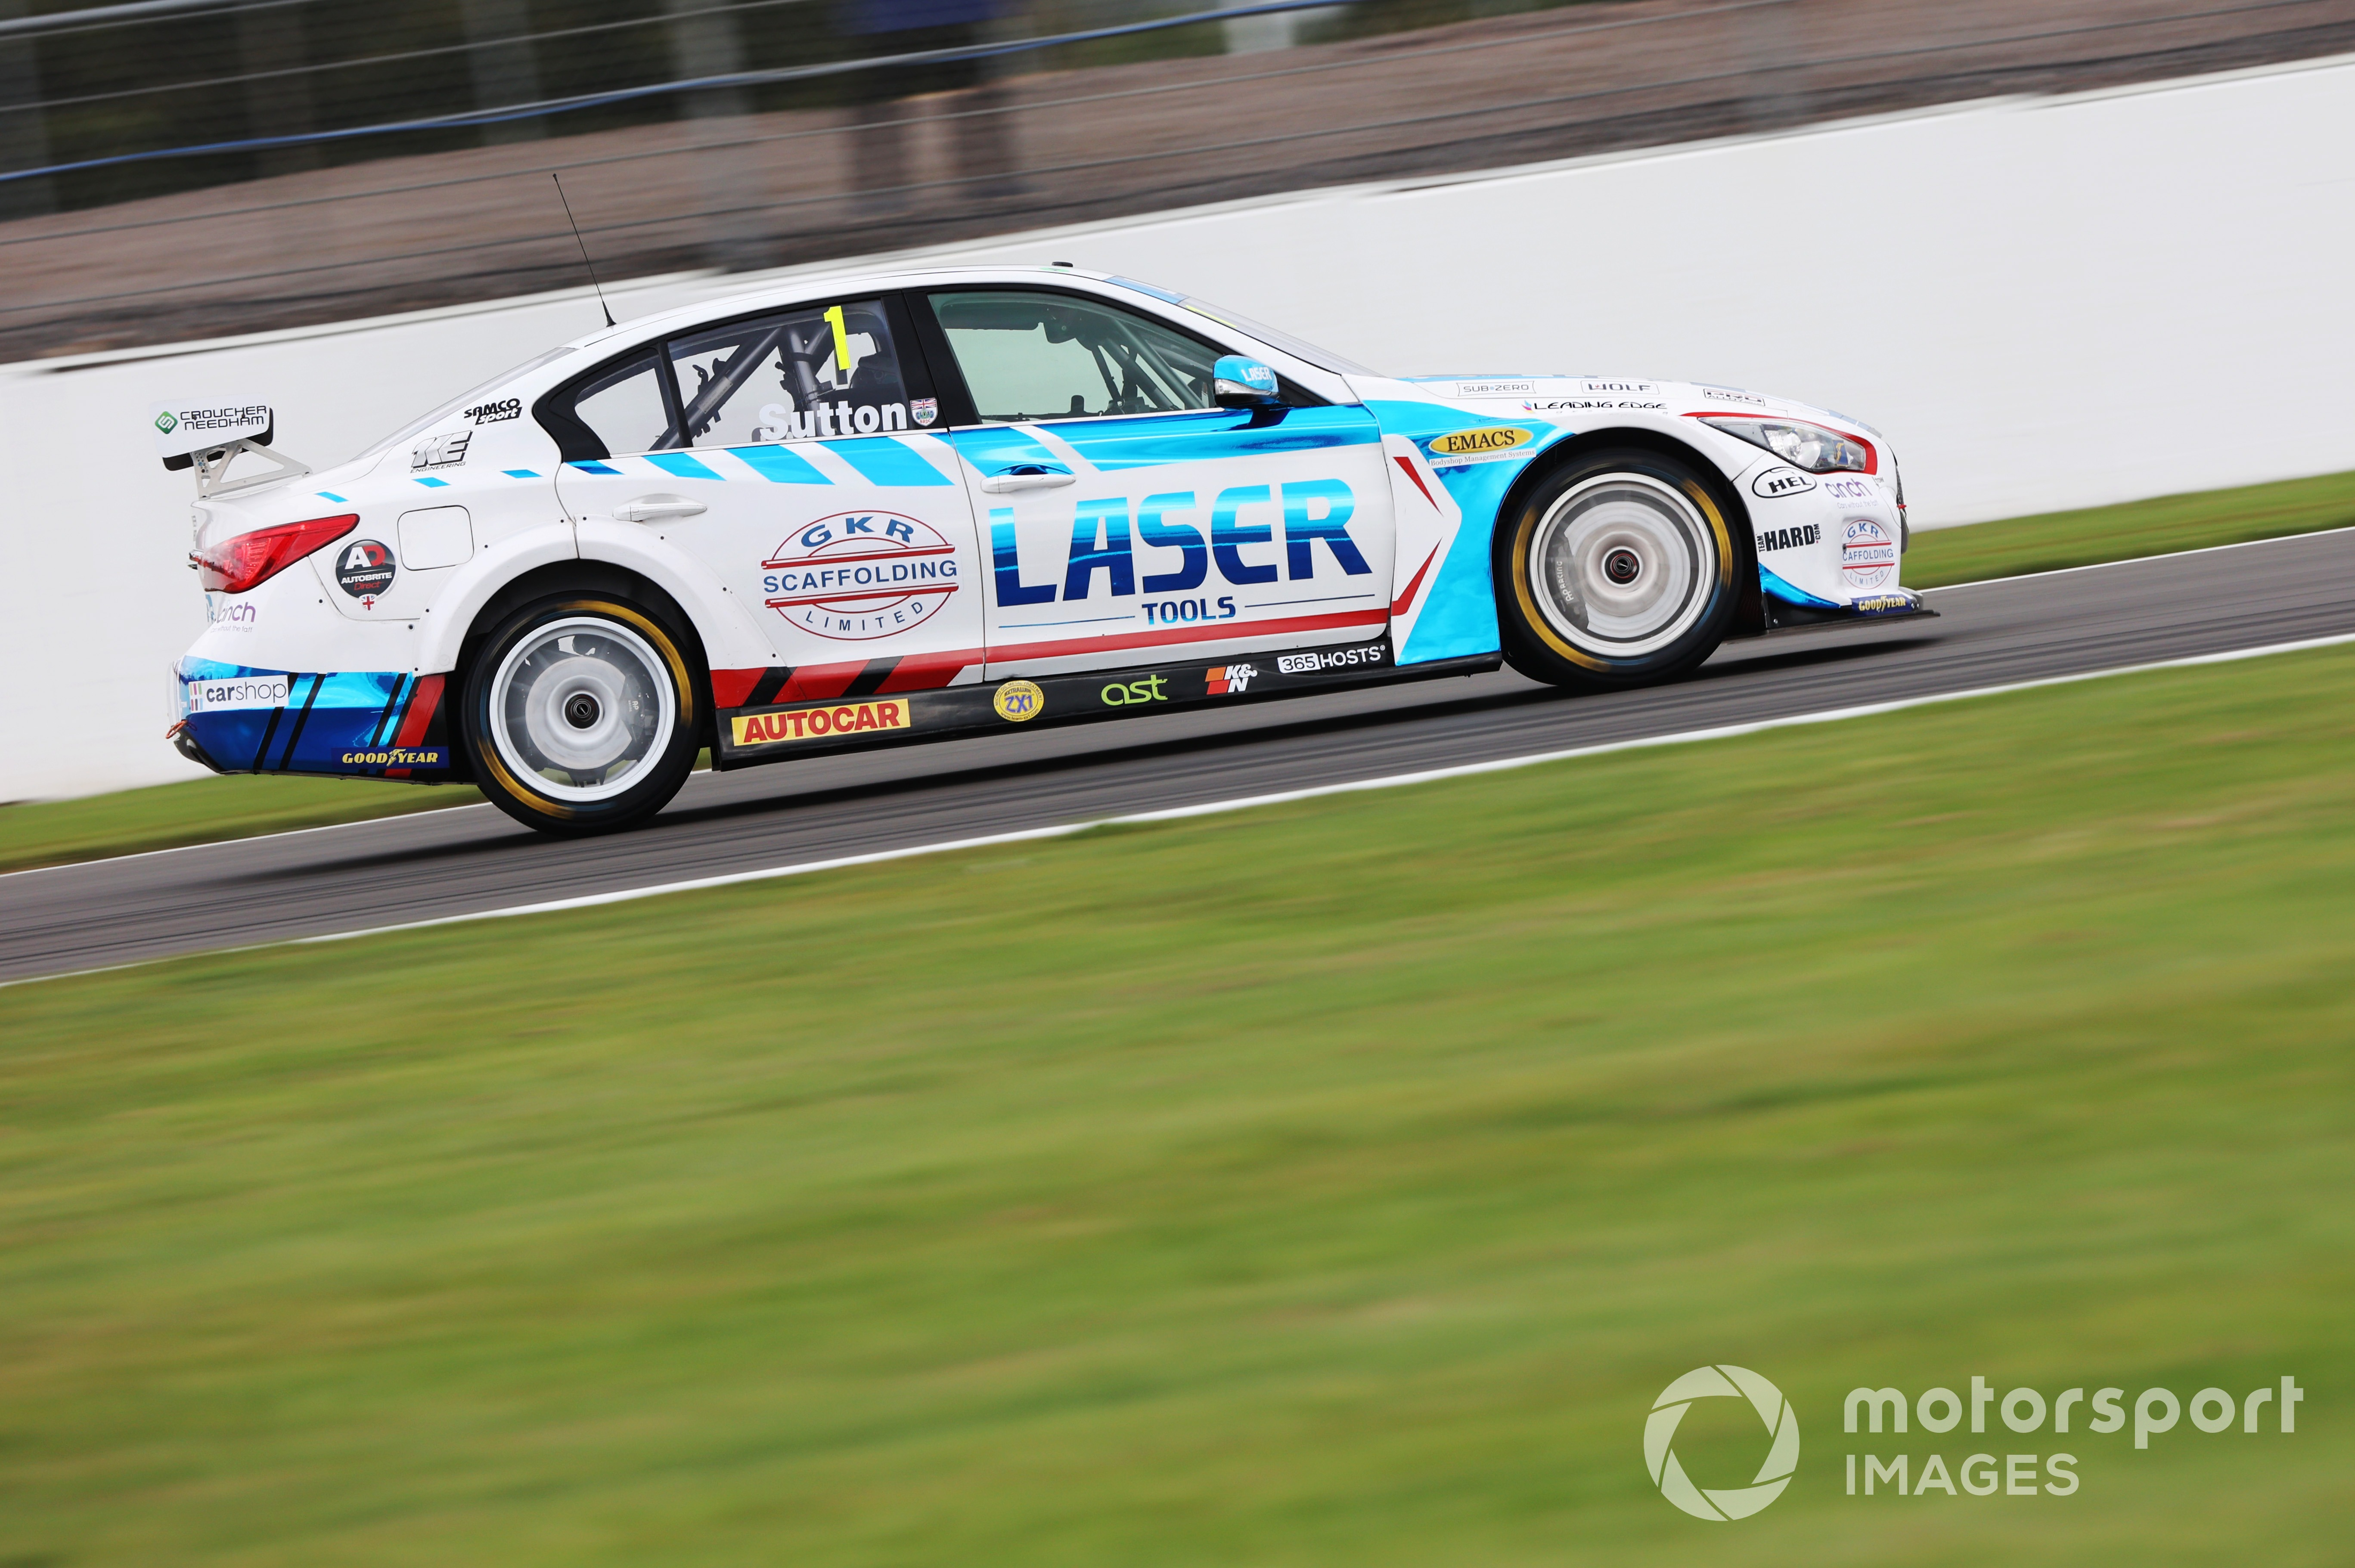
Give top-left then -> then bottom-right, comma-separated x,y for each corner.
1495,448 -> 1741,689
462,594 -> 701,836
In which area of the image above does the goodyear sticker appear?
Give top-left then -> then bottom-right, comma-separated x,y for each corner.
732,699 -> 912,746
1424,426 -> 1534,468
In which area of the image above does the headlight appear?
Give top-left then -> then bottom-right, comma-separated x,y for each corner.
1698,416 -> 1874,474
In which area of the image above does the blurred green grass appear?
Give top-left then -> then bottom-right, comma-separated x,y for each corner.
7,471 -> 2351,874
1903,468 -> 2355,587
3,644 -> 2349,1564
0,772 -> 483,874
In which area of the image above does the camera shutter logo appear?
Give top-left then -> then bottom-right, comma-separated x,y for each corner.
1644,1366 -> 1800,1521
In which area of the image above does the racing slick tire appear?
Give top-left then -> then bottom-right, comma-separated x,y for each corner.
1495,447 -> 1742,690
460,593 -> 703,836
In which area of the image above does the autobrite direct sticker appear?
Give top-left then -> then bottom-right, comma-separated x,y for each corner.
335,540 -> 397,601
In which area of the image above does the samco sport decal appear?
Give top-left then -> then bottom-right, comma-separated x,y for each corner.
731,699 -> 913,746
762,512 -> 962,640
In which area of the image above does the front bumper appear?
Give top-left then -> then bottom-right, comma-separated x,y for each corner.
172,659 -> 459,780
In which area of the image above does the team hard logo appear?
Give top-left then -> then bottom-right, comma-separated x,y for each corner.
761,512 -> 962,641
1645,1366 -> 1801,1522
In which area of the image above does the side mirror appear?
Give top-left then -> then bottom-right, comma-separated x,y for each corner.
1213,355 -> 1281,409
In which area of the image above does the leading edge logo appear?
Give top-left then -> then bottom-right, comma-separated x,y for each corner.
1646,1367 -> 1800,1522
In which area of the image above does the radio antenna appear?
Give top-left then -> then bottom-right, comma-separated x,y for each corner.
552,173 -> 615,329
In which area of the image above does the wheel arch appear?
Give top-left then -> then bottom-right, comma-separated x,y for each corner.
455,562 -> 718,749
1498,424 -> 1764,638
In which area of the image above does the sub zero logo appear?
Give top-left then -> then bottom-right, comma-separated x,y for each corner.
335,539 -> 396,604
1841,519 -> 1898,589
1455,379 -> 1533,397
1752,467 -> 1816,499
1647,1366 -> 1800,1522
761,513 -> 961,640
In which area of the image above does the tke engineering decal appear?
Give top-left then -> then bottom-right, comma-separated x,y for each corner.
732,699 -> 914,746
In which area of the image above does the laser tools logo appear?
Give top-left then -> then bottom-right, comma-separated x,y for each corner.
1645,1366 -> 1801,1521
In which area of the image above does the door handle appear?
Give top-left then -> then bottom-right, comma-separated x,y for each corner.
611,493 -> 708,523
978,466 -> 1075,493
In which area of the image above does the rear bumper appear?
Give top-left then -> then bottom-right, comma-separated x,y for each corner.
171,659 -> 461,781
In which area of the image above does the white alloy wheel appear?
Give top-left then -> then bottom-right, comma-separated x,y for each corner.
1524,471 -> 1716,659
486,616 -> 677,800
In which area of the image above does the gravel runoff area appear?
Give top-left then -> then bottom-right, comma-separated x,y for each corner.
6,0 -> 2355,359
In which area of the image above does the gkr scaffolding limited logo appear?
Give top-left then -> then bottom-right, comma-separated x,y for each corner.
1645,1366 -> 1800,1521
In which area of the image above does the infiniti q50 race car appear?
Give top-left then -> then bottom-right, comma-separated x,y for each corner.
166,266 -> 1926,835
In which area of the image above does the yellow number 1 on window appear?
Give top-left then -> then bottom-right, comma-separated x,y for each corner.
823,304 -> 851,378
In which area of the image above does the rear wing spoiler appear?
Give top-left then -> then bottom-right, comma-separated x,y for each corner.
152,400 -> 309,498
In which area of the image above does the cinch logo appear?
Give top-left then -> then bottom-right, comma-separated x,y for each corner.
731,699 -> 912,746
763,513 -> 961,641
1645,1367 -> 1800,1522
991,483 -> 1368,610
1428,426 -> 1532,459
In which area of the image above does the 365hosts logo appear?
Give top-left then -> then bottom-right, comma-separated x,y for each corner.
1646,1366 -> 1800,1522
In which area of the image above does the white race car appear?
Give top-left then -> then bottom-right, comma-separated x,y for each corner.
168,266 -> 1925,834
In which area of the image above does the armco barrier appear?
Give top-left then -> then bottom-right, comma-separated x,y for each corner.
6,55 -> 2353,800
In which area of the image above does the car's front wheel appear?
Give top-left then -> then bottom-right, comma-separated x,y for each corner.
1494,448 -> 1741,690
461,594 -> 702,835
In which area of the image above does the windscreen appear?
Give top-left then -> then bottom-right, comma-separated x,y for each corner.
1179,298 -> 1378,378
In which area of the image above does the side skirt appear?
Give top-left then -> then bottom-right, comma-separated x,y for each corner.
713,640 -> 1501,769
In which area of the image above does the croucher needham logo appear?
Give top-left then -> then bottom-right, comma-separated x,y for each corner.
732,699 -> 913,747
1426,426 -> 1534,467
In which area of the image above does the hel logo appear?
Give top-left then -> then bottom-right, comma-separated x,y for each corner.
1751,467 -> 1817,499
762,513 -> 962,641
731,700 -> 911,747
1840,519 -> 1898,589
992,679 -> 1044,722
1428,426 -> 1533,461
335,539 -> 396,603
1207,663 -> 1257,695
1647,1366 -> 1800,1522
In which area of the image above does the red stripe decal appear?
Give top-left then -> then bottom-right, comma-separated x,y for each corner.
1390,545 -> 1441,618
778,660 -> 869,701
382,673 -> 444,779
878,648 -> 984,692
711,667 -> 768,707
1393,454 -> 1438,507
991,607 -> 1386,666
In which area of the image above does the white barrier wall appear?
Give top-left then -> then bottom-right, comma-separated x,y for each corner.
6,55 -> 2353,801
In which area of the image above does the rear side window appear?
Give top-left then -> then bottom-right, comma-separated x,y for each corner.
670,298 -> 912,447
538,351 -> 675,461
929,290 -> 1219,422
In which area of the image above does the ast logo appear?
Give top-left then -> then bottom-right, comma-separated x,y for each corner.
1752,467 -> 1817,499
762,513 -> 962,640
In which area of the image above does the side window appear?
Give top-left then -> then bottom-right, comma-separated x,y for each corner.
929,290 -> 1219,422
668,298 -> 913,447
539,351 -> 676,461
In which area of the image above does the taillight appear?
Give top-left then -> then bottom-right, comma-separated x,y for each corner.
190,514 -> 357,594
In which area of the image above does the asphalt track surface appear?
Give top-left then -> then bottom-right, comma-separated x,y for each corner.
7,528 -> 2354,985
